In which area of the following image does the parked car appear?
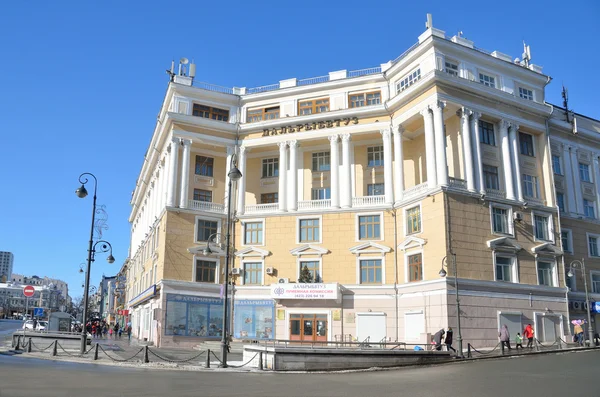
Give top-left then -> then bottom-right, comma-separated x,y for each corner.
22,320 -> 34,330
36,321 -> 48,331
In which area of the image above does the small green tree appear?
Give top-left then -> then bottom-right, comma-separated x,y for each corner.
298,264 -> 313,283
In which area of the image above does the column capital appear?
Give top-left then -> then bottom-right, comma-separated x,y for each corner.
457,107 -> 472,119
340,133 -> 351,142
181,139 -> 192,147
471,111 -> 482,121
509,122 -> 520,132
419,106 -> 431,116
288,140 -> 299,148
239,146 -> 248,154
171,136 -> 181,145
500,119 -> 511,129
226,146 -> 236,155
395,125 -> 405,135
277,141 -> 288,149
328,134 -> 339,143
380,128 -> 391,139
434,100 -> 446,110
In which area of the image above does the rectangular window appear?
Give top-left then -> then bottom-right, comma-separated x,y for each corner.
483,165 -> 500,190
243,262 -> 262,285
408,254 -> 423,282
492,207 -> 510,235
359,215 -> 381,240
195,260 -> 217,283
479,73 -> 496,88
561,230 -> 571,253
534,214 -> 550,241
579,163 -> 591,182
519,87 -> 533,100
244,222 -> 263,245
367,146 -> 384,167
584,199 -> 596,219
496,256 -> 513,282
262,158 -> 279,178
406,206 -> 422,235
445,61 -> 458,76
247,106 -> 280,123
396,69 -> 421,92
197,219 -> 218,242
367,184 -> 385,196
479,121 -> 496,146
299,218 -> 320,243
298,98 -> 329,115
519,133 -> 534,156
522,174 -> 540,198
192,104 -> 229,121
312,152 -> 331,171
537,261 -> 554,286
556,192 -> 565,213
311,188 -> 331,200
261,193 -> 278,204
299,261 -> 320,283
349,91 -> 381,108
193,189 -> 212,202
592,273 -> 600,294
195,156 -> 214,177
552,155 -> 562,175
360,259 -> 382,284
589,236 -> 599,257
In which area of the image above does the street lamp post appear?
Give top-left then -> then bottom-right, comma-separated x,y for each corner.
567,259 -> 595,346
439,253 -> 463,357
201,154 -> 241,368
76,173 -> 115,354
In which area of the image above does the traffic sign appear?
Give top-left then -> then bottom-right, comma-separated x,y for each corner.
23,286 -> 35,297
33,307 -> 44,317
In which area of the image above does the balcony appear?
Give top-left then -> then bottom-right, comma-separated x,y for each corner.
187,200 -> 225,214
298,199 -> 331,210
245,203 -> 279,214
524,195 -> 544,206
353,195 -> 385,207
486,189 -> 506,199
403,182 -> 429,200
448,177 -> 467,191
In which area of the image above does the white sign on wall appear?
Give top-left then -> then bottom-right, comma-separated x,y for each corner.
270,283 -> 339,300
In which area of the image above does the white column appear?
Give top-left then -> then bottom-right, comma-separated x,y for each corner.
288,140 -> 298,211
569,146 -> 582,214
179,139 -> 192,209
225,146 -> 235,213
509,124 -> 524,202
166,137 -> 180,207
393,126 -> 405,201
341,134 -> 352,208
433,100 -> 448,187
471,112 -> 485,194
329,135 -> 340,208
161,155 -> 169,210
500,120 -> 516,201
593,154 -> 600,216
420,107 -> 437,188
381,128 -> 394,204
156,161 -> 164,213
237,146 -> 247,215
563,145 -> 576,215
459,108 -> 476,192
278,142 -> 288,211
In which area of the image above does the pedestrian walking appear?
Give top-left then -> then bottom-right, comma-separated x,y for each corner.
118,328 -> 123,338
432,329 -> 445,351
126,325 -> 132,341
523,324 -> 534,348
515,332 -> 524,350
109,326 -> 113,339
574,322 -> 584,346
445,327 -> 456,353
499,324 -> 511,350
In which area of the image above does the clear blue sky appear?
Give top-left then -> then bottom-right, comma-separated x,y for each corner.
0,0 -> 598,299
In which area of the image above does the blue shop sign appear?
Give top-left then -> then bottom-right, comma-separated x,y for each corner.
593,302 -> 600,314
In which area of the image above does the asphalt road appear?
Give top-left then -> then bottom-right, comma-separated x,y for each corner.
0,319 -> 22,335
0,349 -> 597,397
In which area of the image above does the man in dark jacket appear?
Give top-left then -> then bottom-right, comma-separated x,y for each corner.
445,327 -> 456,352
432,329 -> 445,351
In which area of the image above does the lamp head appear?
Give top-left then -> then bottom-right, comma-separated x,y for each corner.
228,165 -> 242,181
439,268 -> 447,278
568,269 -> 574,278
202,247 -> 211,256
107,255 -> 115,264
79,268 -> 84,273
75,184 -> 88,198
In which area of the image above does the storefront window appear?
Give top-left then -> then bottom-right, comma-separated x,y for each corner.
233,300 -> 275,339
164,294 -> 228,337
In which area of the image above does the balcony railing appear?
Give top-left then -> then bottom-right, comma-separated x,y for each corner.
448,177 -> 467,190
298,199 -> 331,210
402,182 -> 429,200
353,195 -> 385,207
244,203 -> 279,214
187,200 -> 225,213
297,75 -> 329,86
486,188 -> 506,199
524,195 -> 544,206
347,67 -> 382,78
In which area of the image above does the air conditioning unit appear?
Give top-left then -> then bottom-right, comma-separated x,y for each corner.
513,212 -> 524,222
583,301 -> 589,310
573,301 -> 581,310
278,277 -> 289,284
231,268 -> 242,276
568,301 -> 574,310
266,267 -> 275,275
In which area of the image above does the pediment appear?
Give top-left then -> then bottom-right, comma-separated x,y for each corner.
235,246 -> 271,259
397,236 -> 427,251
531,243 -> 563,256
486,237 -> 522,253
290,244 -> 329,257
349,242 -> 392,255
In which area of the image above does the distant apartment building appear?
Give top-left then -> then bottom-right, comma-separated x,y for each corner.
0,252 -> 14,280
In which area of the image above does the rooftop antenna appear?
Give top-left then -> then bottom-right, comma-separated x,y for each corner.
522,41 -> 531,67
562,85 -> 570,123
189,59 -> 196,80
166,59 -> 175,81
426,13 -> 433,29
458,31 -> 463,37
179,57 -> 189,76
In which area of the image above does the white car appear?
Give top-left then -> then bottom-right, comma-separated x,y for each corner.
36,321 -> 48,331
22,320 -> 34,330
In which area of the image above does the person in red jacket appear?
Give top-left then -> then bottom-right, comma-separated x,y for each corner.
523,324 -> 534,348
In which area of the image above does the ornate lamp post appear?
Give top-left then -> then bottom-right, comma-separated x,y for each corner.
75,173 -> 115,354
567,259 -> 595,346
439,253 -> 463,357
201,154 -> 241,367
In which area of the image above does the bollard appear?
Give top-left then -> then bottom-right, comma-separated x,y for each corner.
535,340 -> 540,352
15,335 -> 21,350
143,346 -> 149,363
52,340 -> 58,356
467,344 -> 472,358
94,343 -> 99,360
258,351 -> 263,371
205,349 -> 211,368
501,342 -> 505,355
27,338 -> 32,353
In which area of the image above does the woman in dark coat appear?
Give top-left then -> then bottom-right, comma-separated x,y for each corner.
445,327 -> 456,352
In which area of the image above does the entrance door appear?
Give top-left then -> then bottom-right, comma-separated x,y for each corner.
289,314 -> 328,341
